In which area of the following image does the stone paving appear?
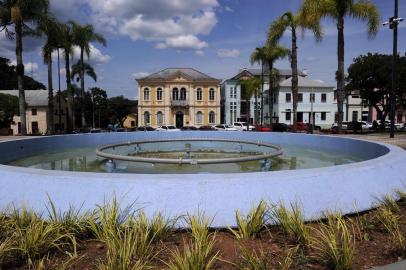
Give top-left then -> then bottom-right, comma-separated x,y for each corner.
337,132 -> 406,149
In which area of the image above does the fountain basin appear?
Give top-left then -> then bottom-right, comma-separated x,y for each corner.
0,132 -> 405,227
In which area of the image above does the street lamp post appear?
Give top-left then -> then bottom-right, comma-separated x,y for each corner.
383,0 -> 403,138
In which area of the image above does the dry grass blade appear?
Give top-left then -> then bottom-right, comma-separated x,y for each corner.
376,194 -> 400,213
375,207 -> 406,255
228,200 -> 268,240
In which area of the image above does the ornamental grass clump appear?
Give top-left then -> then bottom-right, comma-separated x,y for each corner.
377,194 -> 400,213
375,206 -> 406,255
229,200 -> 269,239
132,211 -> 175,243
311,213 -> 355,270
46,199 -> 94,238
166,213 -> 219,270
270,202 -> 310,247
97,227 -> 156,270
236,245 -> 297,270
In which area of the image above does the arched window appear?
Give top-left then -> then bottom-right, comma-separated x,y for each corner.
144,111 -> 150,125
156,88 -> 163,101
209,111 -> 215,124
209,88 -> 215,101
143,88 -> 150,101
157,111 -> 163,126
196,111 -> 203,124
180,88 -> 187,100
172,88 -> 179,100
196,88 -> 202,101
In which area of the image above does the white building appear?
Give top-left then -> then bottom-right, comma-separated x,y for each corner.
221,68 -> 306,125
273,77 -> 336,128
0,90 -> 68,135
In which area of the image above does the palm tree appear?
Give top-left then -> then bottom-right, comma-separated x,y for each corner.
239,77 -> 261,126
60,23 -> 75,132
0,0 -> 50,135
268,11 -> 322,130
71,61 -> 98,85
300,0 -> 379,133
256,45 -> 289,125
70,21 -> 106,127
38,17 -> 61,135
250,47 -> 266,126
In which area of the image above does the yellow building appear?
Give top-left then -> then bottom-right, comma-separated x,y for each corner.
136,68 -> 221,128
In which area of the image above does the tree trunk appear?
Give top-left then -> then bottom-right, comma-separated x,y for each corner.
268,61 -> 274,126
15,21 -> 27,135
254,89 -> 258,125
246,99 -> 250,129
80,48 -> 86,127
336,16 -> 345,133
65,49 -> 75,132
47,51 -> 54,135
291,26 -> 299,131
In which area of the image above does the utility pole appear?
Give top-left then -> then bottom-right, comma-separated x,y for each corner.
383,0 -> 403,138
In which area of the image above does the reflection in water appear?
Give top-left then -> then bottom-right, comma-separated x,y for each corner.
6,144 -> 363,174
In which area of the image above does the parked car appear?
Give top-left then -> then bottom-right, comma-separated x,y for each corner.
331,122 -> 349,132
233,122 -> 255,131
136,126 -> 156,131
156,125 -> 180,131
272,123 -> 290,132
214,124 -> 238,131
181,126 -> 198,131
255,125 -> 272,132
296,122 -> 321,131
199,125 -> 216,131
89,128 -> 102,133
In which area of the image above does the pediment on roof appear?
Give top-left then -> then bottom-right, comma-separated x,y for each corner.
167,71 -> 193,82
230,70 -> 254,81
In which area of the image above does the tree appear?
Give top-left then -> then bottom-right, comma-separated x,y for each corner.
268,11 -> 322,130
346,53 -> 406,128
0,57 -> 45,89
239,77 -> 261,126
253,45 -> 289,125
38,17 -> 62,135
70,21 -> 106,127
0,0 -> 50,135
300,0 -> 379,133
60,23 -> 75,132
107,96 -> 136,127
250,47 -> 266,126
71,61 -> 97,83
0,93 -> 18,128
89,87 -> 108,128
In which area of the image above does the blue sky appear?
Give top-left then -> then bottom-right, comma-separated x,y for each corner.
0,0 -> 405,100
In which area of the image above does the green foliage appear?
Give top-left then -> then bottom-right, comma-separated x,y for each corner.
0,93 -> 19,128
229,200 -> 268,240
237,245 -> 297,270
311,213 -> 355,270
0,57 -> 46,90
347,53 -> 406,121
377,194 -> 400,213
271,202 -> 310,247
375,207 -> 406,255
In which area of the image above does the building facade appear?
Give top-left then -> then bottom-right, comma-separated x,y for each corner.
275,77 -> 336,128
221,68 -> 306,125
136,68 -> 221,128
0,90 -> 68,135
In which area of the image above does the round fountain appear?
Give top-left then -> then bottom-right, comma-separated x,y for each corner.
0,131 -> 405,227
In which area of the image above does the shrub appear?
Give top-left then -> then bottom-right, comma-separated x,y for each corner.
375,207 -> 406,255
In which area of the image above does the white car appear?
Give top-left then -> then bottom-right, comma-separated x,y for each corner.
377,120 -> 403,130
233,122 -> 255,131
361,121 -> 373,130
214,124 -> 238,131
156,125 -> 181,131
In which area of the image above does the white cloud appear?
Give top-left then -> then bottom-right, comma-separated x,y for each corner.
156,35 -> 208,50
195,50 -> 205,56
132,72 -> 150,79
225,6 -> 233,12
53,0 -> 219,51
217,48 -> 240,58
51,43 -> 111,65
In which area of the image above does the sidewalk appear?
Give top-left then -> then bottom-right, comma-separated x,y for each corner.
336,133 -> 406,149
370,260 -> 406,270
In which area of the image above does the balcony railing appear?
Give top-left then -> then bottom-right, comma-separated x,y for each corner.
171,99 -> 189,107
